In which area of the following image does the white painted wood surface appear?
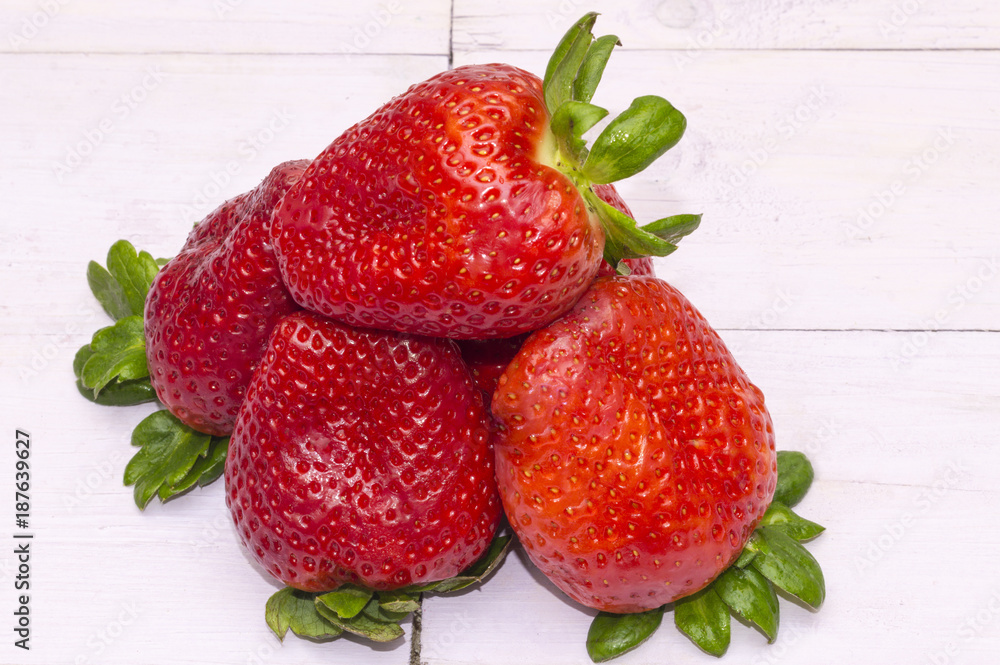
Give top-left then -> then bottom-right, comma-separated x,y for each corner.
2,1 -> 999,664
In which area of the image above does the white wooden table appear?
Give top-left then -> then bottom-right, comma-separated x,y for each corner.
2,1 -> 999,663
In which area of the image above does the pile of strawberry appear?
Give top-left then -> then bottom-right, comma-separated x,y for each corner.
73,14 -> 825,661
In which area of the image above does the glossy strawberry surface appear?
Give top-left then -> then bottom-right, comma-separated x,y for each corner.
271,64 -> 604,339
144,160 -> 307,436
492,276 -> 776,613
225,311 -> 501,592
457,335 -> 527,404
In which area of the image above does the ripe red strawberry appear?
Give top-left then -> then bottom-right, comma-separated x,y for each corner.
457,335 -> 529,404
144,160 -> 308,436
271,14 -> 695,339
271,64 -> 599,339
225,310 -> 501,592
491,276 -> 776,613
456,184 -> 646,404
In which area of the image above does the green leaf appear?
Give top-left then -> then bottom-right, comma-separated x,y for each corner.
87,261 -> 132,321
674,587 -> 731,657
550,100 -> 609,165
749,527 -> 826,609
543,12 -> 598,113
87,240 -> 160,320
421,534 -> 513,594
80,316 -> 148,396
74,344 -> 158,406
585,189 -> 680,265
76,376 -> 158,406
734,547 -> 758,569
265,587 -> 343,642
640,213 -> 702,246
586,607 -> 664,662
378,589 -> 421,614
73,343 -> 92,377
714,566 -> 779,643
124,410 -> 213,509
106,239 -> 161,319
573,34 -> 620,104
582,95 -> 686,185
314,598 -> 405,643
156,436 -> 229,500
774,450 -> 815,507
369,605 -> 412,623
361,596 -> 411,623
315,585 -> 374,620
759,501 -> 825,542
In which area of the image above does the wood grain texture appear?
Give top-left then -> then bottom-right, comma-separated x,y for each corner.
1,0 -> 450,54
424,329 -> 1000,664
1,0 -> 998,663
454,0 -> 1000,51
450,49 -> 1000,332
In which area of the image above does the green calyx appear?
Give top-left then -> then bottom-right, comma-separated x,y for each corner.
585,449 -> 826,661
542,13 -> 700,269
76,240 -> 161,406
77,239 -> 227,508
266,534 -> 513,645
124,410 -> 229,509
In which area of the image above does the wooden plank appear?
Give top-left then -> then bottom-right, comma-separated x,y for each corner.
2,392 -> 418,663
0,51 -> 448,335
2,3 -> 998,664
454,0 -> 1000,52
7,49 -> 999,334
449,49 -> 1000,331
10,328 -> 1000,663
13,51 -> 989,333
2,0 -> 449,54
415,329 -> 1000,664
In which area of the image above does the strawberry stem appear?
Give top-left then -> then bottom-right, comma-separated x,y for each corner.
542,13 -> 700,268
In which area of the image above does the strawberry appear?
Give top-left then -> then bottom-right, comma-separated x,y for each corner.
271,14 -> 697,339
144,160 -> 308,436
491,275 -> 776,613
456,184 -> 646,404
457,335 -> 528,404
225,310 -> 501,592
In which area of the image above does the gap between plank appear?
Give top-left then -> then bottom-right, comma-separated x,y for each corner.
409,596 -> 423,665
